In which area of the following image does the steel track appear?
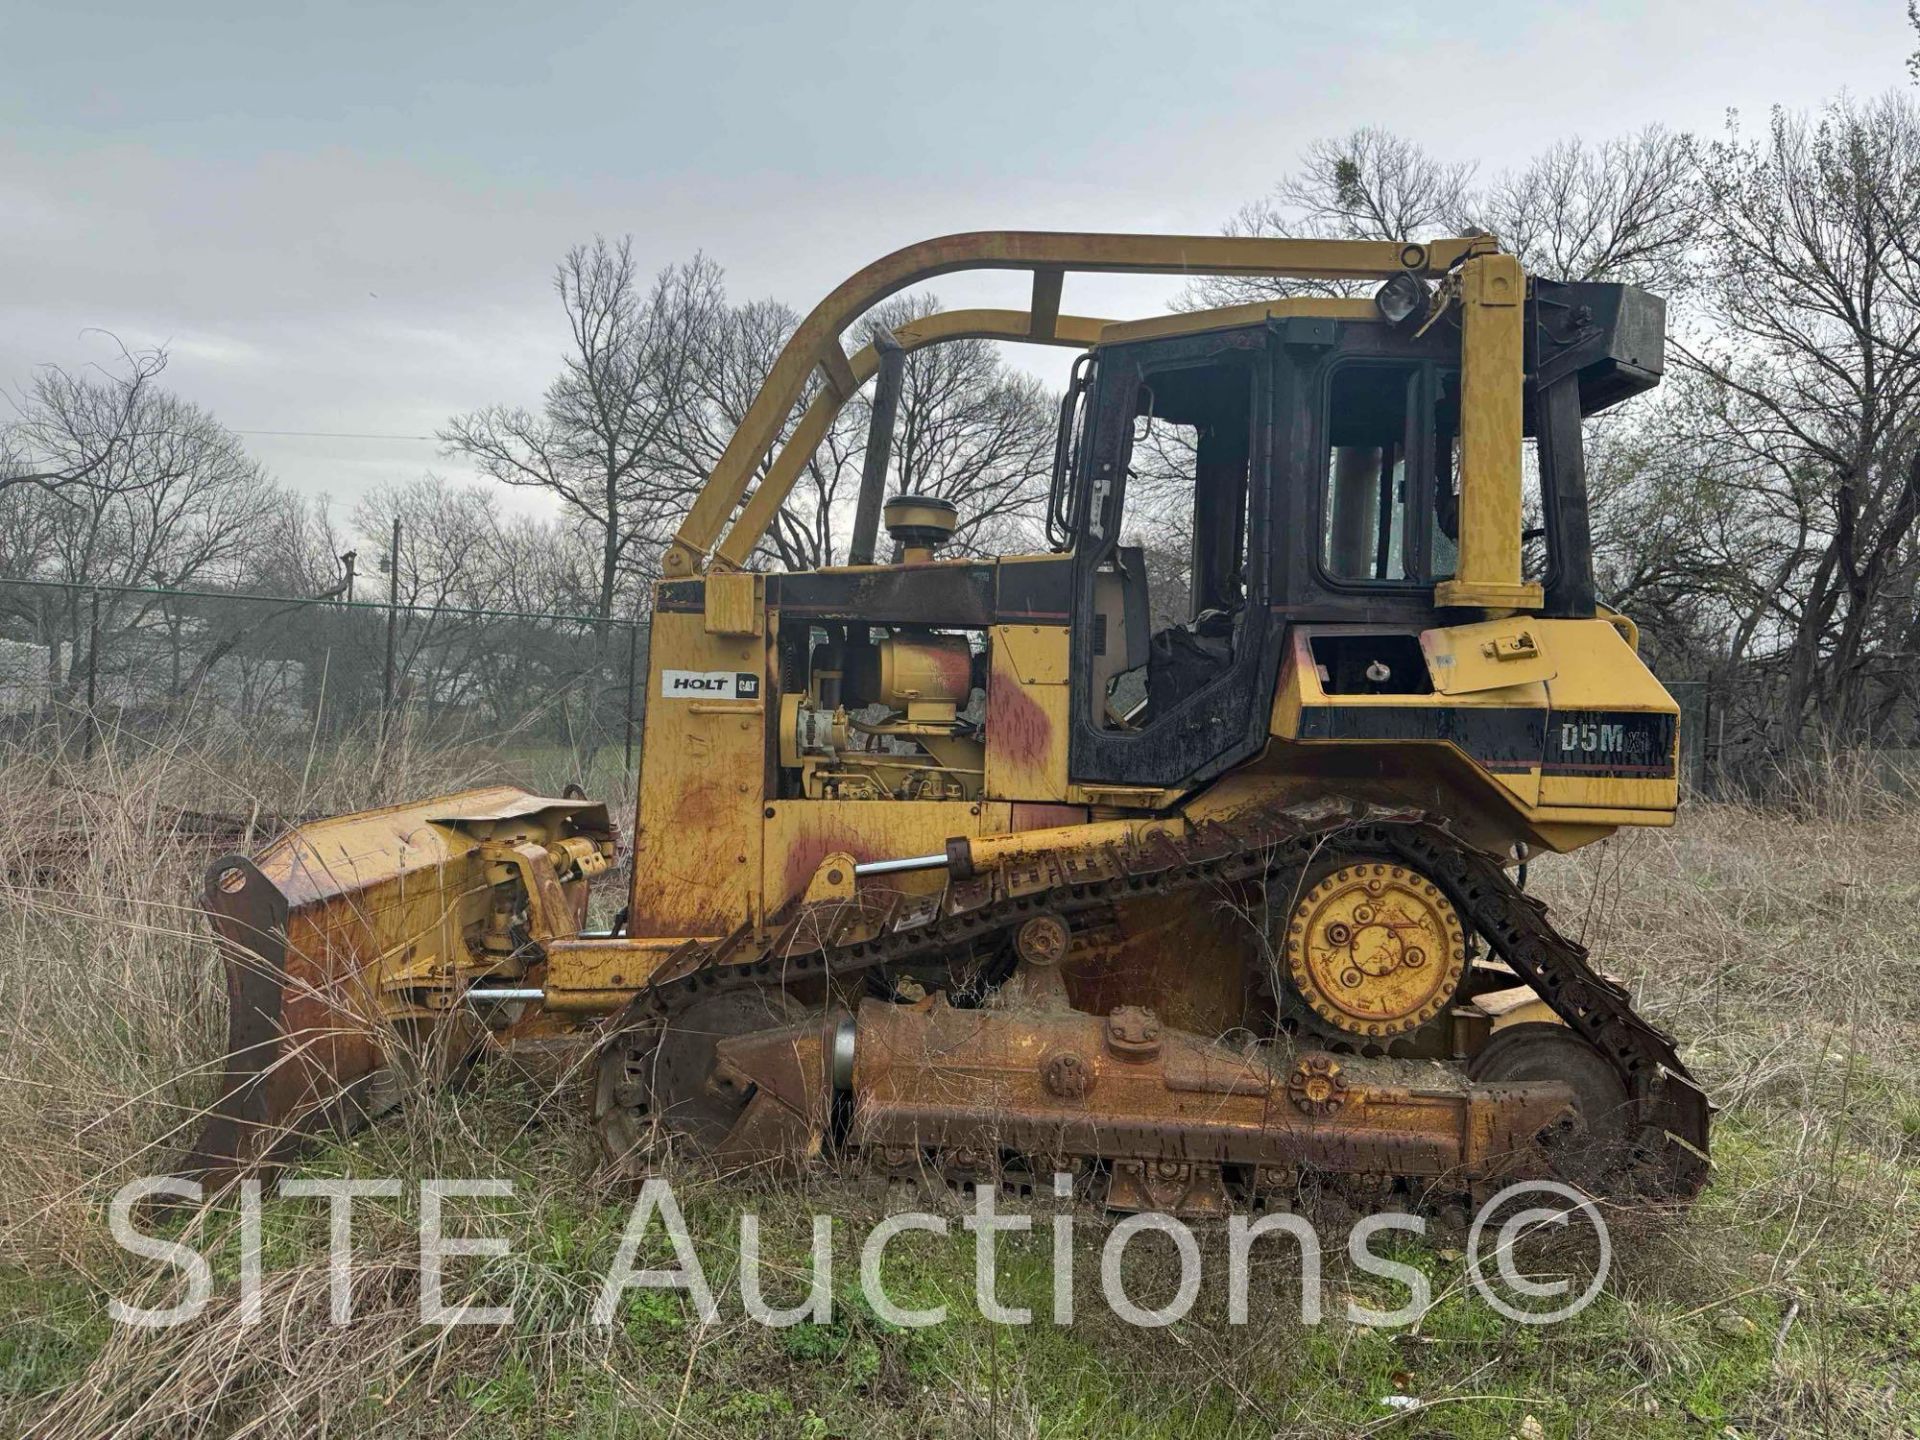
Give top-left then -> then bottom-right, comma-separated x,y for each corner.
597,800 -> 1711,1203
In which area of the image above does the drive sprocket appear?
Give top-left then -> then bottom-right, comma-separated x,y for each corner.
1282,859 -> 1466,1040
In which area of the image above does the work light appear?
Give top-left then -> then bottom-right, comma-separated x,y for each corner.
1374,271 -> 1429,326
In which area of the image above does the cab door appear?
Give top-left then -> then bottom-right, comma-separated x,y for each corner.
1065,325 -> 1287,790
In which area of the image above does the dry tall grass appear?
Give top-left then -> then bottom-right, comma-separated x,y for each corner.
1,727 -> 1916,1438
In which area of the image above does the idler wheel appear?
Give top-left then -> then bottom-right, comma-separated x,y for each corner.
1469,1021 -> 1635,1188
594,989 -> 804,1171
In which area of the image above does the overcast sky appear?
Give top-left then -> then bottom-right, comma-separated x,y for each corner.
3,1 -> 1911,521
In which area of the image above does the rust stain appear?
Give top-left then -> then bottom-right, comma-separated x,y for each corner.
629,795 -> 728,927
1064,888 -> 1262,1034
987,661 -> 1051,778
668,777 -> 730,832
931,643 -> 974,696
1011,803 -> 1084,831
780,831 -> 876,907
629,789 -> 744,937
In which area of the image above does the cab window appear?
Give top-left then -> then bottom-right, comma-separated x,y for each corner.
1322,365 -> 1414,581
1320,360 -> 1495,588
1098,353 -> 1257,729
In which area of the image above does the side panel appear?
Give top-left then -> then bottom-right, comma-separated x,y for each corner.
1269,620 -> 1679,820
985,623 -> 1072,801
1535,618 -> 1679,812
1276,626 -> 1545,808
628,610 -> 769,937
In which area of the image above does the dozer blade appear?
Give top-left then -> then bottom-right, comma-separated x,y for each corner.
183,785 -> 612,1186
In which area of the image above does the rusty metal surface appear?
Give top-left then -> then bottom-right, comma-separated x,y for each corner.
183,787 -> 613,1184
245,784 -> 609,909
847,997 -> 1576,1213
1057,888 -> 1261,1037
594,991 -> 824,1176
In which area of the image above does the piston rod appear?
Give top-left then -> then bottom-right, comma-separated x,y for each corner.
852,853 -> 949,877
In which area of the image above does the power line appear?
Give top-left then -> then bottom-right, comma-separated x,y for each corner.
231,429 -> 440,441
0,573 -> 636,629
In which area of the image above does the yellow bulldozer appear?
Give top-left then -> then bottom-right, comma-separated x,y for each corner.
187,232 -> 1709,1214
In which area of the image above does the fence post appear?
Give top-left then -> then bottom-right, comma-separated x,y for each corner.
381,517 -> 401,734
624,621 -> 639,772
1714,695 -> 1727,801
83,587 -> 100,760
1700,682 -> 1715,799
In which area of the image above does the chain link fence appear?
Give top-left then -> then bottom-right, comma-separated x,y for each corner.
10,576 -> 1886,806
0,578 -> 647,771
1665,678 -> 1711,795
1664,674 -> 1920,801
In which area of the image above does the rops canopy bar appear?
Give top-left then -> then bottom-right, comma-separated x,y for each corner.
711,308 -> 1110,571
667,230 -> 1492,577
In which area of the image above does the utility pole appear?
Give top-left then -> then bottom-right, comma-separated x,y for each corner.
381,519 -> 401,725
83,588 -> 100,760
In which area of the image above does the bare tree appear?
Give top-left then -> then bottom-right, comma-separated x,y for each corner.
440,239 -> 723,626
0,362 -> 272,703
1474,128 -> 1697,292
1189,128 -> 1474,307
657,295 -> 865,572
1,339 -> 169,499
881,296 -> 1058,557
0,476 -> 63,586
351,477 -> 603,726
663,291 -> 1057,569
1678,92 -> 1920,745
1273,128 -> 1476,243
1194,125 -> 1695,310
242,489 -> 354,598
1580,377 -> 1784,680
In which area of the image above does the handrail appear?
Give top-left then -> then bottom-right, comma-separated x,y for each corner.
668,230 -> 1493,576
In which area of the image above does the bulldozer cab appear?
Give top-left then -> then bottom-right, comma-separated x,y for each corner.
1060,326 -> 1271,788
1056,282 -> 1662,790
